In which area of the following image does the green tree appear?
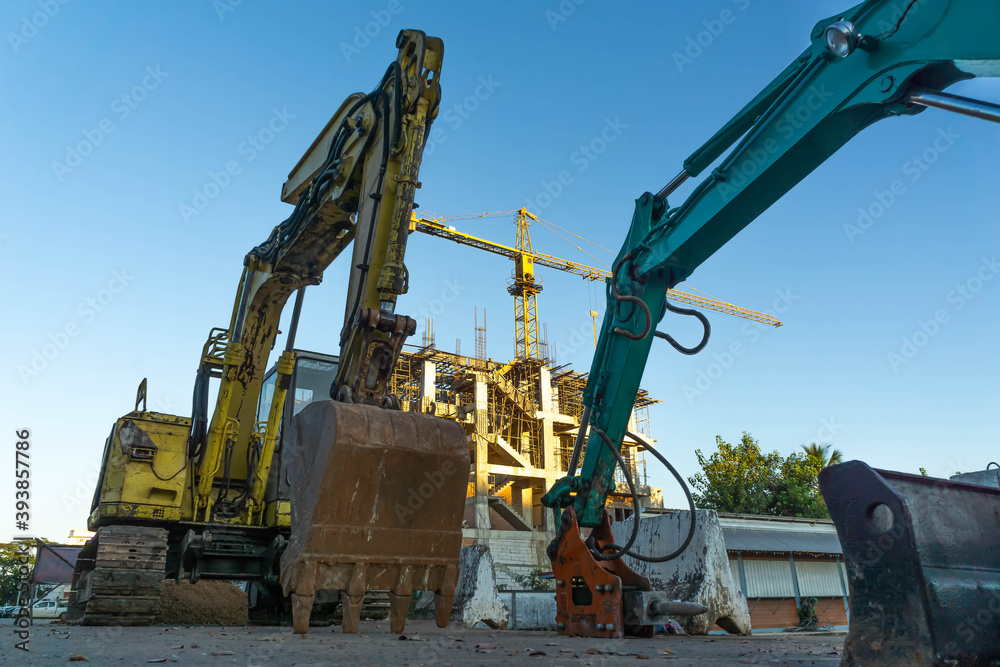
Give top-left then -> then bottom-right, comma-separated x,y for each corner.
0,539 -> 56,605
688,433 -> 783,515
689,434 -> 831,519
513,568 -> 555,592
0,543 -> 23,605
770,453 -> 829,519
802,443 -> 843,468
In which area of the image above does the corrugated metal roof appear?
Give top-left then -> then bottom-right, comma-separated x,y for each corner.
723,527 -> 843,555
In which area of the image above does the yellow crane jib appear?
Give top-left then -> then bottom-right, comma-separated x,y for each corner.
408,208 -> 783,344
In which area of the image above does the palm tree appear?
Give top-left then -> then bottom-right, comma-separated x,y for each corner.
802,443 -> 843,468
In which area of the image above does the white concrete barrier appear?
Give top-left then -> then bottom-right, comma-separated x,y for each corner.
498,591 -> 557,630
414,545 -> 509,629
612,510 -> 751,635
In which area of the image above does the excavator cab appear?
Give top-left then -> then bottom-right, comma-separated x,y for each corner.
255,351 -> 340,448
253,350 -> 341,529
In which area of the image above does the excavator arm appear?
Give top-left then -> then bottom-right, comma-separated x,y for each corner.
541,1 -> 1000,655
189,30 -> 444,523
544,0 -> 1000,524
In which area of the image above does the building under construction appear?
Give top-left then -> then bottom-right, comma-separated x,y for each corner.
388,337 -> 663,585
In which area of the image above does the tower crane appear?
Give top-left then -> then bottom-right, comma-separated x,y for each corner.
409,208 -> 781,360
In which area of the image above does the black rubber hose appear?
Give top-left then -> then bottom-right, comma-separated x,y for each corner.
588,427 -> 642,561
610,252 -> 651,341
616,430 -> 697,563
589,428 -> 697,563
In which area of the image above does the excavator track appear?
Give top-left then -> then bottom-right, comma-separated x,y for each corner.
67,526 -> 168,626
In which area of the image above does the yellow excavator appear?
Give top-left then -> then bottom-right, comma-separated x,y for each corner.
68,30 -> 468,635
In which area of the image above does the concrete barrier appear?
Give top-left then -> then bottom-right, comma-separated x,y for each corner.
414,545 -> 509,629
611,510 -> 751,635
498,591 -> 557,630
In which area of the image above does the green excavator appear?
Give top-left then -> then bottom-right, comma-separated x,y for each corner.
541,2 -> 1000,665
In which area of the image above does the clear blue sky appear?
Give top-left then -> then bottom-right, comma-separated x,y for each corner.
3,1 -> 999,542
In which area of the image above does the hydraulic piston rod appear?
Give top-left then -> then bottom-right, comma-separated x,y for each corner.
909,90 -> 1000,125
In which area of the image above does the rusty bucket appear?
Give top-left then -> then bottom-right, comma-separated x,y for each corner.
279,400 -> 470,634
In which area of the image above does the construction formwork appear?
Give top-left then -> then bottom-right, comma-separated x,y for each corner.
388,343 -> 664,585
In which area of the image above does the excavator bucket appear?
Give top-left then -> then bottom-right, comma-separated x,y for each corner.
279,400 -> 470,635
819,461 -> 1000,667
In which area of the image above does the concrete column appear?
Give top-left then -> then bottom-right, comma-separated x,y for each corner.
538,367 -> 552,413
419,359 -> 435,411
538,366 -> 555,470
473,375 -> 491,536
541,479 -> 558,540
519,486 -> 533,528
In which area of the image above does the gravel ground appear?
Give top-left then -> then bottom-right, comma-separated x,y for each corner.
1,618 -> 845,666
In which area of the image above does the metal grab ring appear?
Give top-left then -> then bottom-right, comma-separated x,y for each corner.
336,385 -> 355,404
609,252 -> 652,341
654,296 -> 711,355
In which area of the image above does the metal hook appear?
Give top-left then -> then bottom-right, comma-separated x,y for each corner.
654,296 -> 711,355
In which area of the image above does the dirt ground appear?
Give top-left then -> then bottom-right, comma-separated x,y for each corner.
2,618 -> 844,666
156,581 -> 249,626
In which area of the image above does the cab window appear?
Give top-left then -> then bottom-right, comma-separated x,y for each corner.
256,372 -> 278,424
291,358 -> 338,417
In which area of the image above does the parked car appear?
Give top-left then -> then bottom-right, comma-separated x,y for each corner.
0,605 -> 17,618
31,598 -> 68,621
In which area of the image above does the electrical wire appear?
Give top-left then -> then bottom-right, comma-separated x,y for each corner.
535,215 -> 615,255
680,283 -> 723,303
150,460 -> 187,482
431,210 -> 518,222
534,217 -> 612,270
875,0 -> 920,39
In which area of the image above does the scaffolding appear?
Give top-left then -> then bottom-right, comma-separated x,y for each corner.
388,342 -> 664,535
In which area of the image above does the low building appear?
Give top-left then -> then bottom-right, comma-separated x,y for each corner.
66,529 -> 94,546
718,513 -> 849,632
